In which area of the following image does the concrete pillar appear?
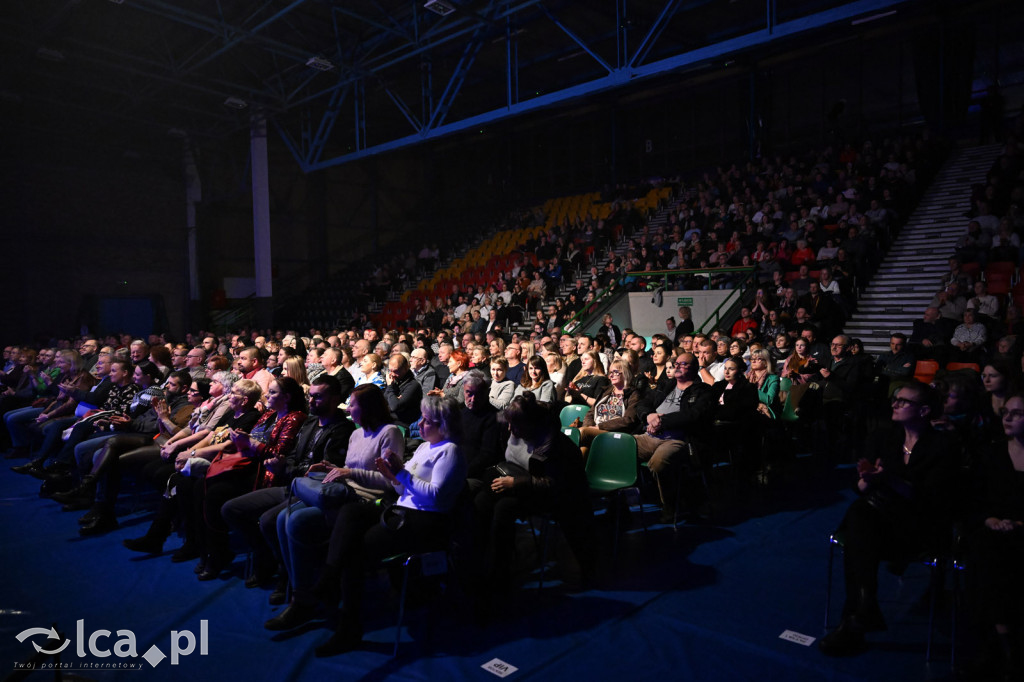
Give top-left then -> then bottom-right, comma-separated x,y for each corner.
251,113 -> 274,328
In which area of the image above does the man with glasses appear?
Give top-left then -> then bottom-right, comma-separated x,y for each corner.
383,354 -> 423,428
635,353 -> 714,522
185,348 -> 208,380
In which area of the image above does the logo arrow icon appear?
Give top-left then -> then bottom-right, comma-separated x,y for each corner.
15,626 -> 69,655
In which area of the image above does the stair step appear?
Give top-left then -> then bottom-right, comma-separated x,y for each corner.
840,144 -> 1002,353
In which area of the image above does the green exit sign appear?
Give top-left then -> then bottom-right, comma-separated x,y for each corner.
676,297 -> 693,306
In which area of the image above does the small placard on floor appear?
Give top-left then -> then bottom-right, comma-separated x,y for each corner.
779,629 -> 816,646
481,658 -> 519,677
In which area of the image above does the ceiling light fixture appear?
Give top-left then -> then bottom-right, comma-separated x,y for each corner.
223,97 -> 248,109
424,0 -> 456,17
36,47 -> 65,62
305,56 -> 335,71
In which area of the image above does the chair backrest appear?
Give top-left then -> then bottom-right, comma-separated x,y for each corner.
913,359 -> 940,384
585,432 -> 638,490
945,362 -> 980,373
777,376 -> 799,422
559,404 -> 591,428
561,427 -> 581,445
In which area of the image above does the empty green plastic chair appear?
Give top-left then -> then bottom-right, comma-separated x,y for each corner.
559,404 -> 591,428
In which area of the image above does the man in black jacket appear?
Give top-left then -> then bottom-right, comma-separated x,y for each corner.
634,353 -> 714,519
383,354 -> 423,427
409,348 -> 438,393
217,375 -> 354,587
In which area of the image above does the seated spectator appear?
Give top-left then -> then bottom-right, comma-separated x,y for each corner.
470,393 -> 595,600
909,306 -> 953,362
635,353 -> 714,520
579,360 -> 642,451
645,343 -> 675,394
966,280 -> 1000,323
790,240 -> 816,268
956,220 -> 991,265
696,339 -> 726,385
434,349 -> 469,405
461,371 -> 505,480
515,355 -> 557,403
761,309 -> 787,344
197,377 -> 307,580
314,395 -> 464,656
819,382 -> 956,656
952,309 -> 988,362
5,349 -> 90,461
816,239 -> 839,265
488,357 -> 516,411
770,333 -> 794,365
252,380 -> 387,629
730,307 -> 758,340
354,353 -> 385,390
56,370 -> 195,535
319,348 -> 355,402
745,348 -> 781,415
122,378 -> 263,561
504,342 -> 526,386
968,394 -> 1024,679
709,355 -> 759,421
874,333 -> 915,386
409,348 -> 439,394
982,361 -> 1018,419
282,356 -> 311,394
564,351 -> 609,407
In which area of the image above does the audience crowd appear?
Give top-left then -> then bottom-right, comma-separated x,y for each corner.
3,123 -> 1024,674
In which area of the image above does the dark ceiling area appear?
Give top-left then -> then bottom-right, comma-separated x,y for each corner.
0,0 -> 1018,171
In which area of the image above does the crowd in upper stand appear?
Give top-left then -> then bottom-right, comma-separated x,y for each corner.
3,117 -> 1024,671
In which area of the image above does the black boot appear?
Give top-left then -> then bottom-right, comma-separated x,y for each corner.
52,475 -> 97,506
123,518 -> 173,554
79,507 -> 118,537
818,617 -> 866,656
314,611 -> 362,657
264,601 -> 322,631
11,457 -> 46,475
311,564 -> 341,606
269,575 -> 289,606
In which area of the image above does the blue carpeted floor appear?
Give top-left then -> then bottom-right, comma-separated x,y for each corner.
0,461 -> 958,681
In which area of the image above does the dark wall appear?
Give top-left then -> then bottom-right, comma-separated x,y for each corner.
0,146 -> 186,342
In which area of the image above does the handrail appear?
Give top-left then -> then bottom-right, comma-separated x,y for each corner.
560,280 -> 620,332
622,266 -> 758,334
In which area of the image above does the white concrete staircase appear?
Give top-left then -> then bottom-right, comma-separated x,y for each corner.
844,144 -> 1003,355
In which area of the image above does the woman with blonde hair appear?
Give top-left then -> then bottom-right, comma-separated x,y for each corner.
282,356 -> 310,393
746,348 -> 781,414
565,350 -> 609,407
579,359 -> 641,452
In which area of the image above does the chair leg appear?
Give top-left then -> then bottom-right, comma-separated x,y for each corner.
824,536 -> 836,634
925,559 -> 943,662
394,556 -> 414,658
537,518 -> 551,591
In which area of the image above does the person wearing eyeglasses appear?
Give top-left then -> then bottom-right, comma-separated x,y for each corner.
634,353 -> 715,522
578,360 -> 643,455
819,381 -> 956,656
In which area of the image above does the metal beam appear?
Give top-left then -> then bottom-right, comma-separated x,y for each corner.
427,26 -> 486,129
295,0 -> 914,172
540,4 -> 613,74
629,0 -> 683,67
